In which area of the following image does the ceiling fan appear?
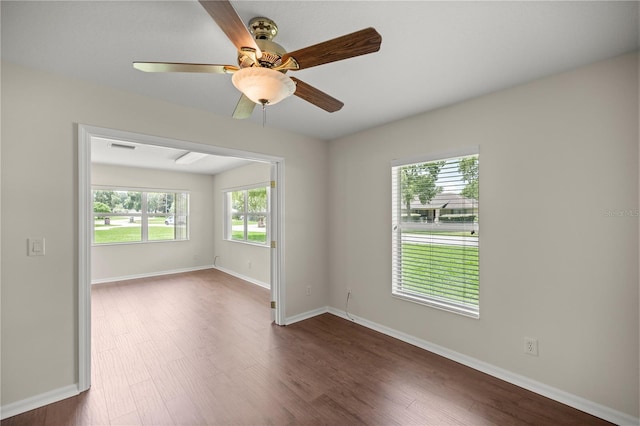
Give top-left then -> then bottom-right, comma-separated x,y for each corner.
133,0 -> 382,119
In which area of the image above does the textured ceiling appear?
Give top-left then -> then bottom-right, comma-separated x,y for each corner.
2,1 -> 638,144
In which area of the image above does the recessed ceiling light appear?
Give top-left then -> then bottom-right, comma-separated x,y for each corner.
175,151 -> 208,165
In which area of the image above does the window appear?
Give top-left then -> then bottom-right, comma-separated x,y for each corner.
391,148 -> 479,318
225,185 -> 269,245
92,188 -> 189,244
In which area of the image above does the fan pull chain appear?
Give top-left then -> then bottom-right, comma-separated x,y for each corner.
262,103 -> 266,127
259,99 -> 268,127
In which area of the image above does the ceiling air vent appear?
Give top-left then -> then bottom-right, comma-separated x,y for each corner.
109,142 -> 136,150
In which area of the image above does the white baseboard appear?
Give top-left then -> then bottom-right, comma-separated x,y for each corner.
285,306 -> 330,325
212,266 -> 270,289
91,264 -> 215,285
0,384 -> 79,420
325,307 -> 639,426
92,265 -> 271,290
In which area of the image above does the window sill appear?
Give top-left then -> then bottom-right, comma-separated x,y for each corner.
92,239 -> 189,247
392,291 -> 479,319
223,238 -> 270,248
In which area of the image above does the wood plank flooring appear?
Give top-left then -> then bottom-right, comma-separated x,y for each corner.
2,269 -> 611,425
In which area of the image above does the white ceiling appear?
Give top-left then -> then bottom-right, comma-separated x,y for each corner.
91,137 -> 255,175
2,1 -> 638,171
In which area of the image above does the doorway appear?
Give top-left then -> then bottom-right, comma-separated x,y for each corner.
77,124 -> 285,392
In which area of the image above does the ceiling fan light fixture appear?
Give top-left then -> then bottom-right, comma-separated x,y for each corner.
232,67 -> 295,106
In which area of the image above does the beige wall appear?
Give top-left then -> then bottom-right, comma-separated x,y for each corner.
91,164 -> 216,282
0,62 -> 329,405
212,162 -> 271,286
328,53 -> 639,417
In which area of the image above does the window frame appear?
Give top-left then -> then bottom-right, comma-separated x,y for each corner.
391,147 -> 480,318
224,183 -> 270,247
92,186 -> 190,246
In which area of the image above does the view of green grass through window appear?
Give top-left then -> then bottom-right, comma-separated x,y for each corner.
392,150 -> 479,317
227,186 -> 269,245
93,189 -> 189,244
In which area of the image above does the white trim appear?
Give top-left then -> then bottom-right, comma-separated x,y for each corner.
221,181 -> 271,193
390,145 -> 479,167
213,266 -> 270,290
92,184 -> 190,193
91,265 -> 215,285
77,126 -> 92,392
0,385 -> 79,420
271,161 -> 286,326
78,125 -> 281,164
391,293 -> 480,319
285,306 -> 329,325
326,308 -> 638,426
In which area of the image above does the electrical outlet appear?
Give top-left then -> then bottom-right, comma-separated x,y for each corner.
247,260 -> 252,269
524,337 -> 538,356
347,288 -> 352,295
306,286 -> 311,296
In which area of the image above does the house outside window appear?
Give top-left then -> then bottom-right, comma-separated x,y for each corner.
225,185 -> 269,245
92,188 -> 189,244
391,148 -> 479,318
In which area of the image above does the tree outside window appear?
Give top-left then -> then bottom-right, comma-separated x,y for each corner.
92,188 -> 189,244
227,186 -> 269,245
391,150 -> 479,318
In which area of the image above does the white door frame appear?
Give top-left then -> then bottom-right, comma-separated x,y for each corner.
77,124 -> 285,392
270,161 -> 285,325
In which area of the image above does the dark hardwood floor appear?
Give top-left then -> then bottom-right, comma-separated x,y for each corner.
2,269 -> 611,425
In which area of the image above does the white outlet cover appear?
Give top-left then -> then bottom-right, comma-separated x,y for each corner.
524,337 -> 538,356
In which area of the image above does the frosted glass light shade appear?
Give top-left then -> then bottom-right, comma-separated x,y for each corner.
232,67 -> 295,105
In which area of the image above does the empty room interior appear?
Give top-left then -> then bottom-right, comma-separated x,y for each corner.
1,1 -> 639,425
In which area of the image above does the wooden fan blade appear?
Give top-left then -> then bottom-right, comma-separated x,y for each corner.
198,0 -> 261,57
282,27 -> 381,70
133,62 -> 237,73
232,94 -> 256,119
291,77 -> 343,113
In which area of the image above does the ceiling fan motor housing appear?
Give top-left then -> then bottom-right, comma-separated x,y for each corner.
249,17 -> 278,40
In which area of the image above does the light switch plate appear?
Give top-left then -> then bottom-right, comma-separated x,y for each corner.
27,238 -> 45,256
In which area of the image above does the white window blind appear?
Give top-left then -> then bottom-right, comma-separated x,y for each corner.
391,149 -> 479,318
